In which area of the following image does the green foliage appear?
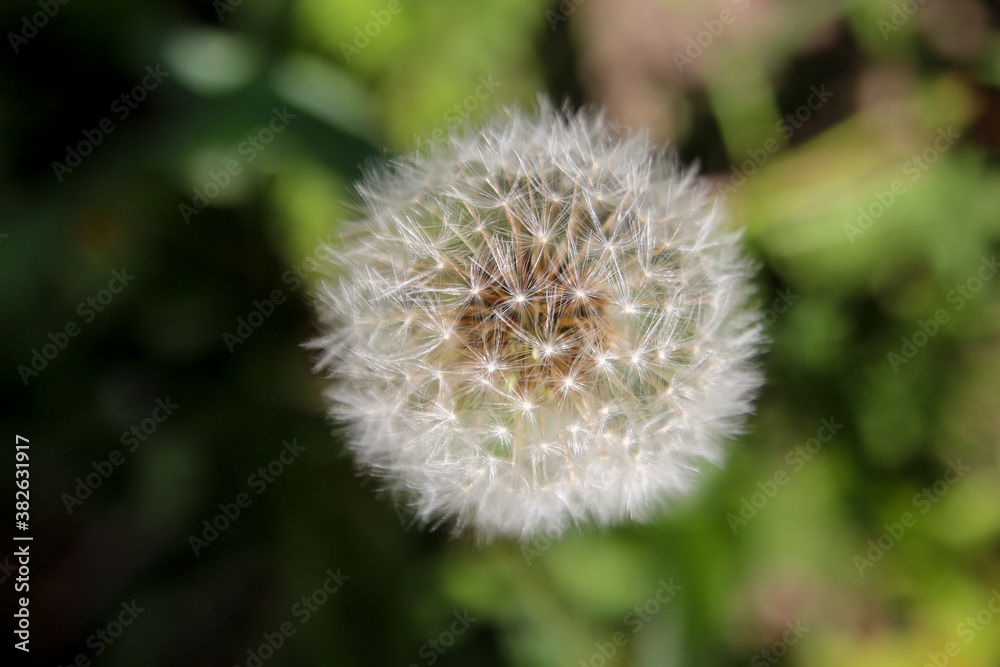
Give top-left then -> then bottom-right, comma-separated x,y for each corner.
3,0 -> 999,665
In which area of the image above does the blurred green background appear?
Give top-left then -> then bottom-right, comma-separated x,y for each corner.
3,0 -> 1000,665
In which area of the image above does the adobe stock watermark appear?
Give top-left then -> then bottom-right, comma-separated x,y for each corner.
762,287 -> 799,326
8,0 -> 73,54
280,233 -> 336,291
188,438 -> 306,556
53,600 -> 145,667
878,0 -> 934,40
578,577 -> 682,667
213,0 -> 245,21
12,544 -> 29,652
406,611 -> 478,667
340,0 -> 411,63
233,567 -> 349,667
721,85 -> 834,195
179,106 -> 297,224
61,397 -> 179,514
17,268 -> 135,386
521,526 -> 561,566
0,553 -> 16,585
546,0 -> 587,30
727,417 -> 843,533
922,588 -> 1000,667
413,75 -> 502,155
844,125 -> 960,243
750,620 -> 810,666
672,0 -> 751,73
887,255 -> 998,372
224,232 -> 339,354
223,289 -> 287,353
853,459 -> 969,576
391,498 -> 420,529
51,65 -> 171,182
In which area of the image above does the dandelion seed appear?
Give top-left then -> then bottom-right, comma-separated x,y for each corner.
310,101 -> 764,541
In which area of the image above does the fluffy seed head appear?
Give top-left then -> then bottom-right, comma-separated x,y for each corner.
311,103 -> 764,541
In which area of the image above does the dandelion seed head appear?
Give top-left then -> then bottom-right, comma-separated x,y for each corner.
310,102 -> 764,541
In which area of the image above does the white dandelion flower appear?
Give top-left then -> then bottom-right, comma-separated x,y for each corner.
310,102 -> 764,541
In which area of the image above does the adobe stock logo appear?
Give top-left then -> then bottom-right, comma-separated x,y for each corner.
672,0 -> 751,73
887,255 -> 998,372
7,0 -> 73,54
412,75 -> 503,155
222,290 -> 287,353
878,0 -> 934,40
233,567 -> 349,667
727,417 -> 843,533
578,578 -> 682,667
51,65 -> 170,182
179,107 -> 297,224
853,459 -> 969,576
844,126 -> 960,243
62,397 -> 179,514
339,0 -> 411,63
720,85 -> 834,195
751,620 -> 810,666
545,0 -> 587,30
188,438 -> 306,556
54,600 -> 145,667
922,588 -> 1000,667
406,611 -> 478,667
17,268 -> 135,386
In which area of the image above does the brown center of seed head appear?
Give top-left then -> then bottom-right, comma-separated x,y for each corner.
454,240 -> 613,397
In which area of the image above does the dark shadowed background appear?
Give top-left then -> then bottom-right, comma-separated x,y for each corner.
3,0 -> 1000,665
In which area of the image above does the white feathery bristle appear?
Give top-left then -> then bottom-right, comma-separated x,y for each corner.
310,102 -> 764,541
